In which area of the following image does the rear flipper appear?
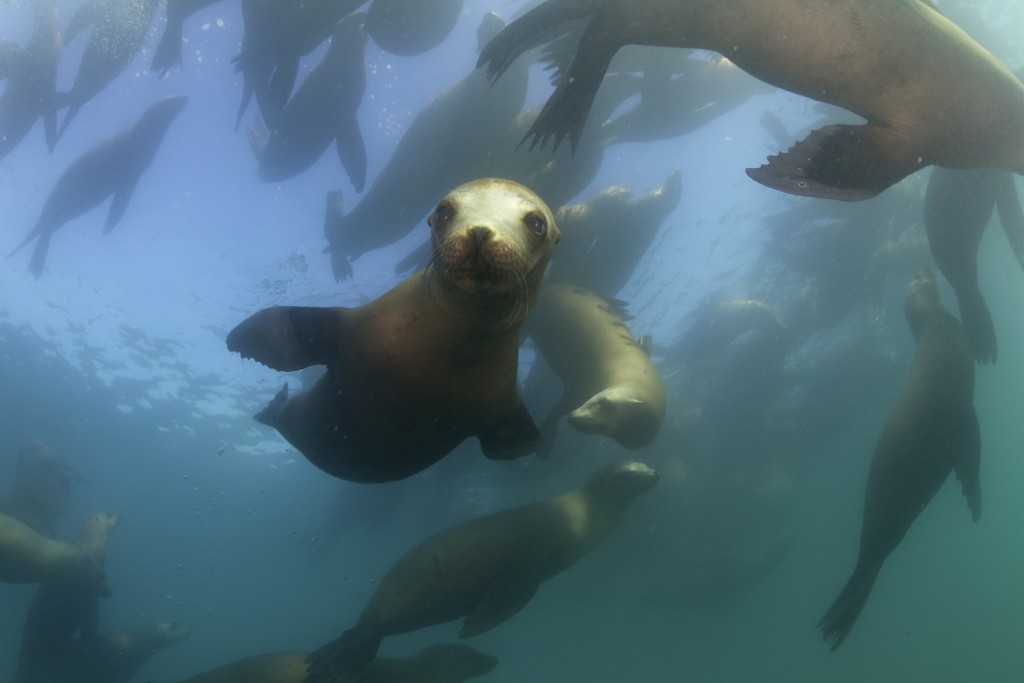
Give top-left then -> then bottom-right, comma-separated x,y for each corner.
995,174 -> 1024,270
746,124 -> 925,201
335,113 -> 367,193
956,288 -> 997,364
254,383 -> 288,428
819,563 -> 880,651
305,621 -> 381,683
952,403 -> 982,522
227,306 -> 348,371
478,401 -> 541,460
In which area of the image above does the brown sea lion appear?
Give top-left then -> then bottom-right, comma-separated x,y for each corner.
304,460 -> 659,681
819,268 -> 981,650
228,178 -> 559,483
172,644 -> 496,683
0,512 -> 108,591
527,285 -> 666,451
478,0 -> 1024,201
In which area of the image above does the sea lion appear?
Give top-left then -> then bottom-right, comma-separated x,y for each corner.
8,94 -> 188,279
56,0 -> 161,144
0,512 -> 109,592
0,440 -> 84,538
14,513 -> 120,683
57,621 -> 190,683
248,14 -> 368,190
478,0 -> 1024,201
924,167 -> 1024,364
304,460 -> 659,681
228,178 -> 559,483
819,268 -> 981,650
365,0 -> 464,56
526,285 -> 666,451
0,0 -> 60,160
151,0 -> 224,77
172,644 -> 497,683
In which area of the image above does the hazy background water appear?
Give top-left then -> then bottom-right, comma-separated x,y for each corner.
2,1 -> 1023,681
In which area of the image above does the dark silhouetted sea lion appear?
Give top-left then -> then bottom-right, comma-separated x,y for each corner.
248,14 -> 368,190
365,0 -> 464,56
8,94 -> 188,278
0,0 -> 60,159
819,269 -> 981,650
228,178 -> 559,483
479,0 -> 1024,200
527,285 -> 666,451
151,0 -> 224,77
56,0 -> 161,144
305,461 -> 658,681
924,167 -> 1024,364
172,644 -> 496,683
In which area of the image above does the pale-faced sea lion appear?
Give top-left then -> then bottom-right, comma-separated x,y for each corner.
0,512 -> 108,591
248,14 -> 368,190
151,0 -> 224,77
479,0 -> 1024,201
56,0 -> 161,144
172,644 -> 496,683
57,621 -> 190,683
366,0 -> 464,56
527,285 -> 666,451
0,0 -> 60,160
8,94 -> 188,279
924,167 -> 1024,364
304,460 -> 658,681
819,269 -> 981,650
14,513 -> 120,683
228,178 -> 559,483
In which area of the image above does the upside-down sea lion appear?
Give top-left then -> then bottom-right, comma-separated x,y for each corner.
304,460 -> 658,681
228,178 -> 559,483
924,167 -> 1024,364
0,512 -> 109,592
8,94 -> 188,279
819,268 -> 981,650
172,644 -> 497,683
248,14 -> 368,190
527,285 -> 666,451
479,0 -> 1024,201
0,0 -> 60,160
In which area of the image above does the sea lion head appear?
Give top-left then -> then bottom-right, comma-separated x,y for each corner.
75,511 -> 121,566
904,266 -> 942,337
409,644 -> 499,681
584,460 -> 659,506
13,440 -> 83,516
568,387 -> 661,449
429,178 -> 559,310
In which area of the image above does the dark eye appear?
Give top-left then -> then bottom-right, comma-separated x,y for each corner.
430,202 -> 455,230
524,213 -> 547,237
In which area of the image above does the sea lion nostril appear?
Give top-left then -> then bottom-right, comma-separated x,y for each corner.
469,226 -> 491,244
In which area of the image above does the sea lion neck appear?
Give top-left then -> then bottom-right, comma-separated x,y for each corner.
416,267 -> 533,332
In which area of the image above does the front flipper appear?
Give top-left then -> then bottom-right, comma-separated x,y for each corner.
227,306 -> 348,371
995,174 -> 1024,269
460,579 -> 538,637
952,403 -> 982,522
105,179 -> 140,233
335,113 -> 367,193
478,401 -> 541,460
746,124 -> 924,201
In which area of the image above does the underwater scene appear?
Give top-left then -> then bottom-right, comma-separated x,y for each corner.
2,0 -> 1024,681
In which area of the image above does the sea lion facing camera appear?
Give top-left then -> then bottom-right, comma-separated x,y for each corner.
527,285 -> 666,451
228,179 -> 559,483
819,269 -> 981,650
304,461 -> 658,681
479,0 -> 1024,200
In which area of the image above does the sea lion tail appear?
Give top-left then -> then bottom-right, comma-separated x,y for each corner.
305,623 -> 381,683
819,563 -> 880,651
957,289 -> 997,364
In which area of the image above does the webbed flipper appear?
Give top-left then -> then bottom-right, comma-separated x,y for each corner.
335,113 -> 367,193
227,306 -> 348,371
478,401 -> 541,460
995,174 -> 1024,269
952,403 -> 982,522
105,179 -> 139,233
460,579 -> 538,637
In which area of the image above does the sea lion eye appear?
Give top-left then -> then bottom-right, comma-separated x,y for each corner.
430,202 -> 455,230
524,212 -> 547,237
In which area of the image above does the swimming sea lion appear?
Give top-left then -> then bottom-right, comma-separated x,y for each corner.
819,268 -> 981,650
924,167 -> 1024,364
56,0 -> 161,144
304,460 -> 659,681
0,0 -> 60,160
527,285 -> 666,451
57,621 -> 191,683
172,644 -> 497,683
8,94 -> 188,279
366,0 -> 464,56
248,14 -> 368,190
14,513 -> 120,683
228,178 -> 559,483
479,0 -> 1024,201
151,0 -> 224,77
0,440 -> 84,538
0,512 -> 109,592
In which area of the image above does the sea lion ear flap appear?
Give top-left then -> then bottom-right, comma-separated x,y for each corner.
227,306 -> 349,372
477,402 -> 541,460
